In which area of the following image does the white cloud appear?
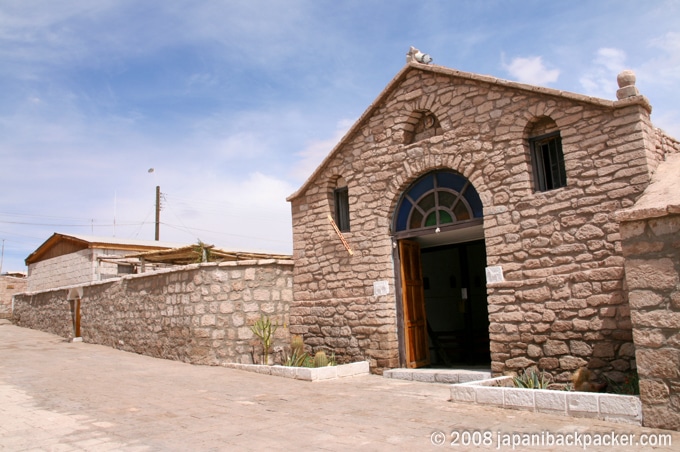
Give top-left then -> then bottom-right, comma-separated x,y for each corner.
502,55 -> 560,85
594,48 -> 627,72
578,48 -> 627,99
290,119 -> 353,183
640,32 -> 680,86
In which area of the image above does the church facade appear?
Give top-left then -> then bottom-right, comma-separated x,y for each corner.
287,49 -> 679,383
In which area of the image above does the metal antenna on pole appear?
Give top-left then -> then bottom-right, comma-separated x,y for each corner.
148,168 -> 161,241
155,185 -> 161,241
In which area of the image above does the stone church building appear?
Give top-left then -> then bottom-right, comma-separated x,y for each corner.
287,48 -> 679,382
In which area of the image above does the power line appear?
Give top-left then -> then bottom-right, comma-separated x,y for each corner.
161,223 -> 289,245
0,220 -> 145,227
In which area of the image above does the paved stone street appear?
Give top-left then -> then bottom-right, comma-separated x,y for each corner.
0,321 -> 676,451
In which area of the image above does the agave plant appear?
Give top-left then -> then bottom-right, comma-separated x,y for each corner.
283,347 -> 311,367
512,368 -> 552,389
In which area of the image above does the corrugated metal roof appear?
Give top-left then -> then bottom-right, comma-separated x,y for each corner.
125,245 -> 292,265
25,232 -> 185,265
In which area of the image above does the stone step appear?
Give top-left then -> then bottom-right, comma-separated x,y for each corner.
383,368 -> 492,384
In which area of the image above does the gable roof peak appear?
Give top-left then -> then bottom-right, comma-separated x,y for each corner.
287,54 -> 653,202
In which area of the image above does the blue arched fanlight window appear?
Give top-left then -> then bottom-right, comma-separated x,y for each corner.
394,170 -> 483,233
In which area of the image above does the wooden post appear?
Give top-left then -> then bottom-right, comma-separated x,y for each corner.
328,214 -> 353,255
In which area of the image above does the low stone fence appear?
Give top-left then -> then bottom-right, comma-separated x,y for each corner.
224,361 -> 370,381
449,376 -> 642,425
13,259 -> 293,366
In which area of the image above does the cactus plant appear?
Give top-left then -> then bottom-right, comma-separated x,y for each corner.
314,350 -> 329,367
250,315 -> 278,365
291,335 -> 304,355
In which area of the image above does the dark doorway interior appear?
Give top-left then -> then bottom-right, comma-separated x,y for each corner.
420,240 -> 490,366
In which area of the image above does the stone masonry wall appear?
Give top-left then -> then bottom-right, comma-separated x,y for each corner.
652,129 -> 680,173
0,275 -> 27,318
14,259 -> 293,366
621,216 -> 680,430
289,64 -> 672,376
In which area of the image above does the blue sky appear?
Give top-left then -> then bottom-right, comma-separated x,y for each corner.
1,1 -> 679,273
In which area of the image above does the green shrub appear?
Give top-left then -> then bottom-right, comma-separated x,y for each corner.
604,372 -> 640,395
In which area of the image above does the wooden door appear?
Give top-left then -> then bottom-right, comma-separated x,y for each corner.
74,299 -> 81,338
399,240 -> 430,368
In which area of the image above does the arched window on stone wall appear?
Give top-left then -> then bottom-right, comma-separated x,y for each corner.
393,170 -> 483,234
527,117 -> 566,192
404,110 -> 442,144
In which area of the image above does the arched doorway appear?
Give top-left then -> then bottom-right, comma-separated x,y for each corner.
392,170 -> 490,368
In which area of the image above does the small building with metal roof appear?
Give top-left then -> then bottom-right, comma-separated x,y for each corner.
25,233 -> 183,292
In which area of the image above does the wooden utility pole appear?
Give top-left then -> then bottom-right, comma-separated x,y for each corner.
155,185 -> 161,241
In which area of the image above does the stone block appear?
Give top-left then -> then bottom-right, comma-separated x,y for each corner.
632,329 -> 665,348
200,314 -> 216,326
237,326 -> 252,340
543,340 -> 569,356
567,392 -> 599,416
505,357 -> 535,369
534,389 -> 567,414
295,367 -> 313,380
434,373 -> 459,384
475,386 -> 504,406
649,215 -> 680,236
312,366 -> 338,381
457,371 -> 492,383
639,379 -> 669,404
503,388 -> 535,409
449,385 -> 477,403
631,311 -> 680,329
618,342 -> 636,357
625,258 -> 678,290
592,342 -> 615,358
538,357 -> 559,369
384,369 -> 413,380
252,364 -> 272,375
642,405 -> 680,431
598,394 -> 642,418
636,349 -> 680,379
559,355 -> 587,370
569,340 -> 593,356
270,366 -> 296,379
412,371 -> 437,383
524,344 -> 543,359
336,361 -> 370,378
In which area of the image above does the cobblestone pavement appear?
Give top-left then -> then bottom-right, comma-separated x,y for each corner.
0,320 -> 676,451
